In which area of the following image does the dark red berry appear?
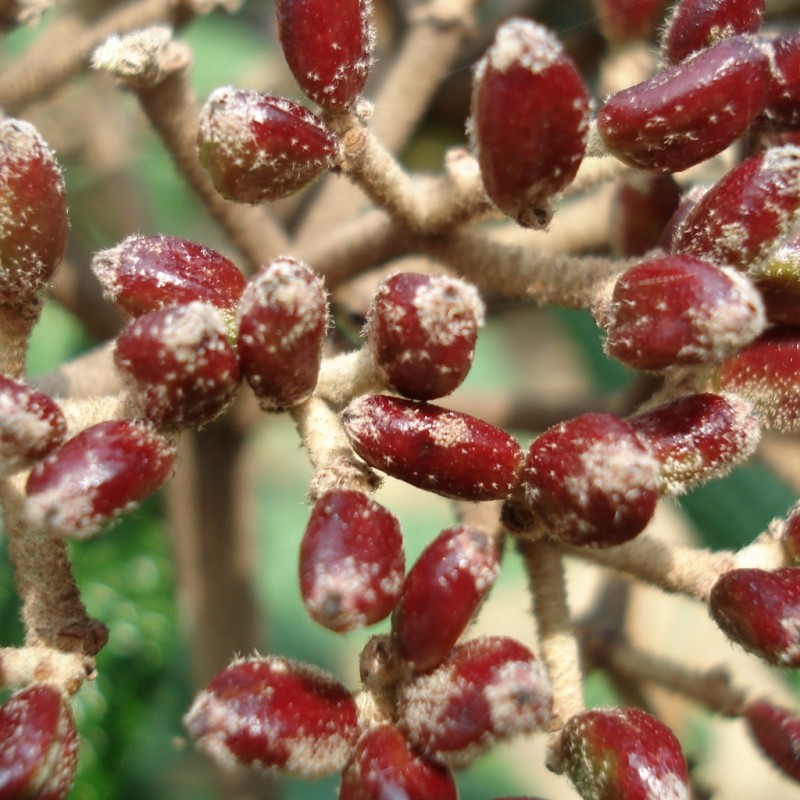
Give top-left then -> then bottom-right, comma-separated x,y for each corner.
300,490 -> 404,633
391,525 -> 500,673
0,685 -> 78,800
762,32 -> 800,128
399,636 -> 552,764
0,119 -> 67,303
709,567 -> 800,666
600,254 -> 765,370
25,420 -> 177,538
560,707 -> 690,800
276,0 -> 373,112
744,699 -> 800,783
592,0 -> 668,45
92,234 -> 246,319
198,87 -> 338,203
470,18 -> 590,228
184,656 -> 359,776
597,35 -> 769,173
518,412 -> 660,547
341,395 -> 523,502
237,257 -> 328,411
339,725 -> 458,800
0,375 -> 66,477
366,272 -> 484,400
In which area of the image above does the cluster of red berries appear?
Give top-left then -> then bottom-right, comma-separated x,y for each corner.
5,0 -> 800,797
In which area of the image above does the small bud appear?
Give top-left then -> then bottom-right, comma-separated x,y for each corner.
470,18 -> 590,228
668,146 -> 800,271
628,392 -> 760,494
751,232 -> 800,325
597,35 -> 769,173
341,395 -> 524,502
25,420 -> 177,538
762,32 -> 800,128
744,699 -> 800,783
339,725 -> 458,800
0,685 -> 78,800
399,637 -> 552,765
237,257 -> 328,411
709,567 -> 800,666
661,0 -> 764,64
592,0 -> 668,45
276,0 -> 373,112
391,526 -> 500,673
599,254 -> 765,370
560,708 -> 690,800
184,656 -> 359,776
114,301 -> 241,429
198,87 -> 338,203
92,234 -> 246,319
0,375 -> 66,477
365,272 -> 484,400
516,412 -> 660,547
300,490 -> 404,633
0,119 -> 67,303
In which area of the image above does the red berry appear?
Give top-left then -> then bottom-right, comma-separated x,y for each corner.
399,637 -> 552,764
391,525 -> 500,673
714,327 -> 800,432
198,87 -> 338,203
600,254 -> 765,370
0,685 -> 78,800
659,183 -> 709,251
25,420 -> 177,538
668,146 -> 800,272
0,375 -> 66,477
628,392 -> 760,494
339,725 -> 457,800
592,0 -> 668,45
114,301 -> 241,430
661,0 -> 764,64
744,699 -> 800,783
300,490 -> 404,633
341,395 -> 523,502
597,35 -> 769,173
709,567 -> 800,666
92,234 -> 246,318
366,272 -> 484,400
762,32 -> 800,128
470,18 -> 590,228
237,257 -> 328,411
517,413 -> 660,547
276,0 -> 373,112
184,656 -> 359,776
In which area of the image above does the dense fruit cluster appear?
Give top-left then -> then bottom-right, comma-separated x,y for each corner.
4,0 -> 800,798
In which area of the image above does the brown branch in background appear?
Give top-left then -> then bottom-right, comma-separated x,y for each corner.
0,301 -> 40,378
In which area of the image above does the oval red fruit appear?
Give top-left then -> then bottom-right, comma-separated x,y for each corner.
744,700 -> 800,783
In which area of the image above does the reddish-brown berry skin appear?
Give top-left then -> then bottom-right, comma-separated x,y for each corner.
744,700 -> 800,783
391,525 -> 499,673
471,18 -> 590,228
25,420 -> 177,538
762,33 -> 800,128
184,656 -> 359,776
342,395 -> 523,502
237,258 -> 328,411
114,302 -> 241,430
198,87 -> 337,203
0,685 -> 78,800
519,413 -> 660,547
597,35 -> 768,173
661,0 -> 764,64
92,234 -> 246,318
300,490 -> 404,633
709,567 -> 800,666
0,119 -> 68,303
276,0 -> 373,112
339,725 -> 458,800
600,254 -> 765,370
715,327 -> 800,432
628,393 -> 760,494
399,637 -> 552,765
0,375 -> 66,477
560,708 -> 690,800
593,0 -> 668,45
366,272 -> 484,400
